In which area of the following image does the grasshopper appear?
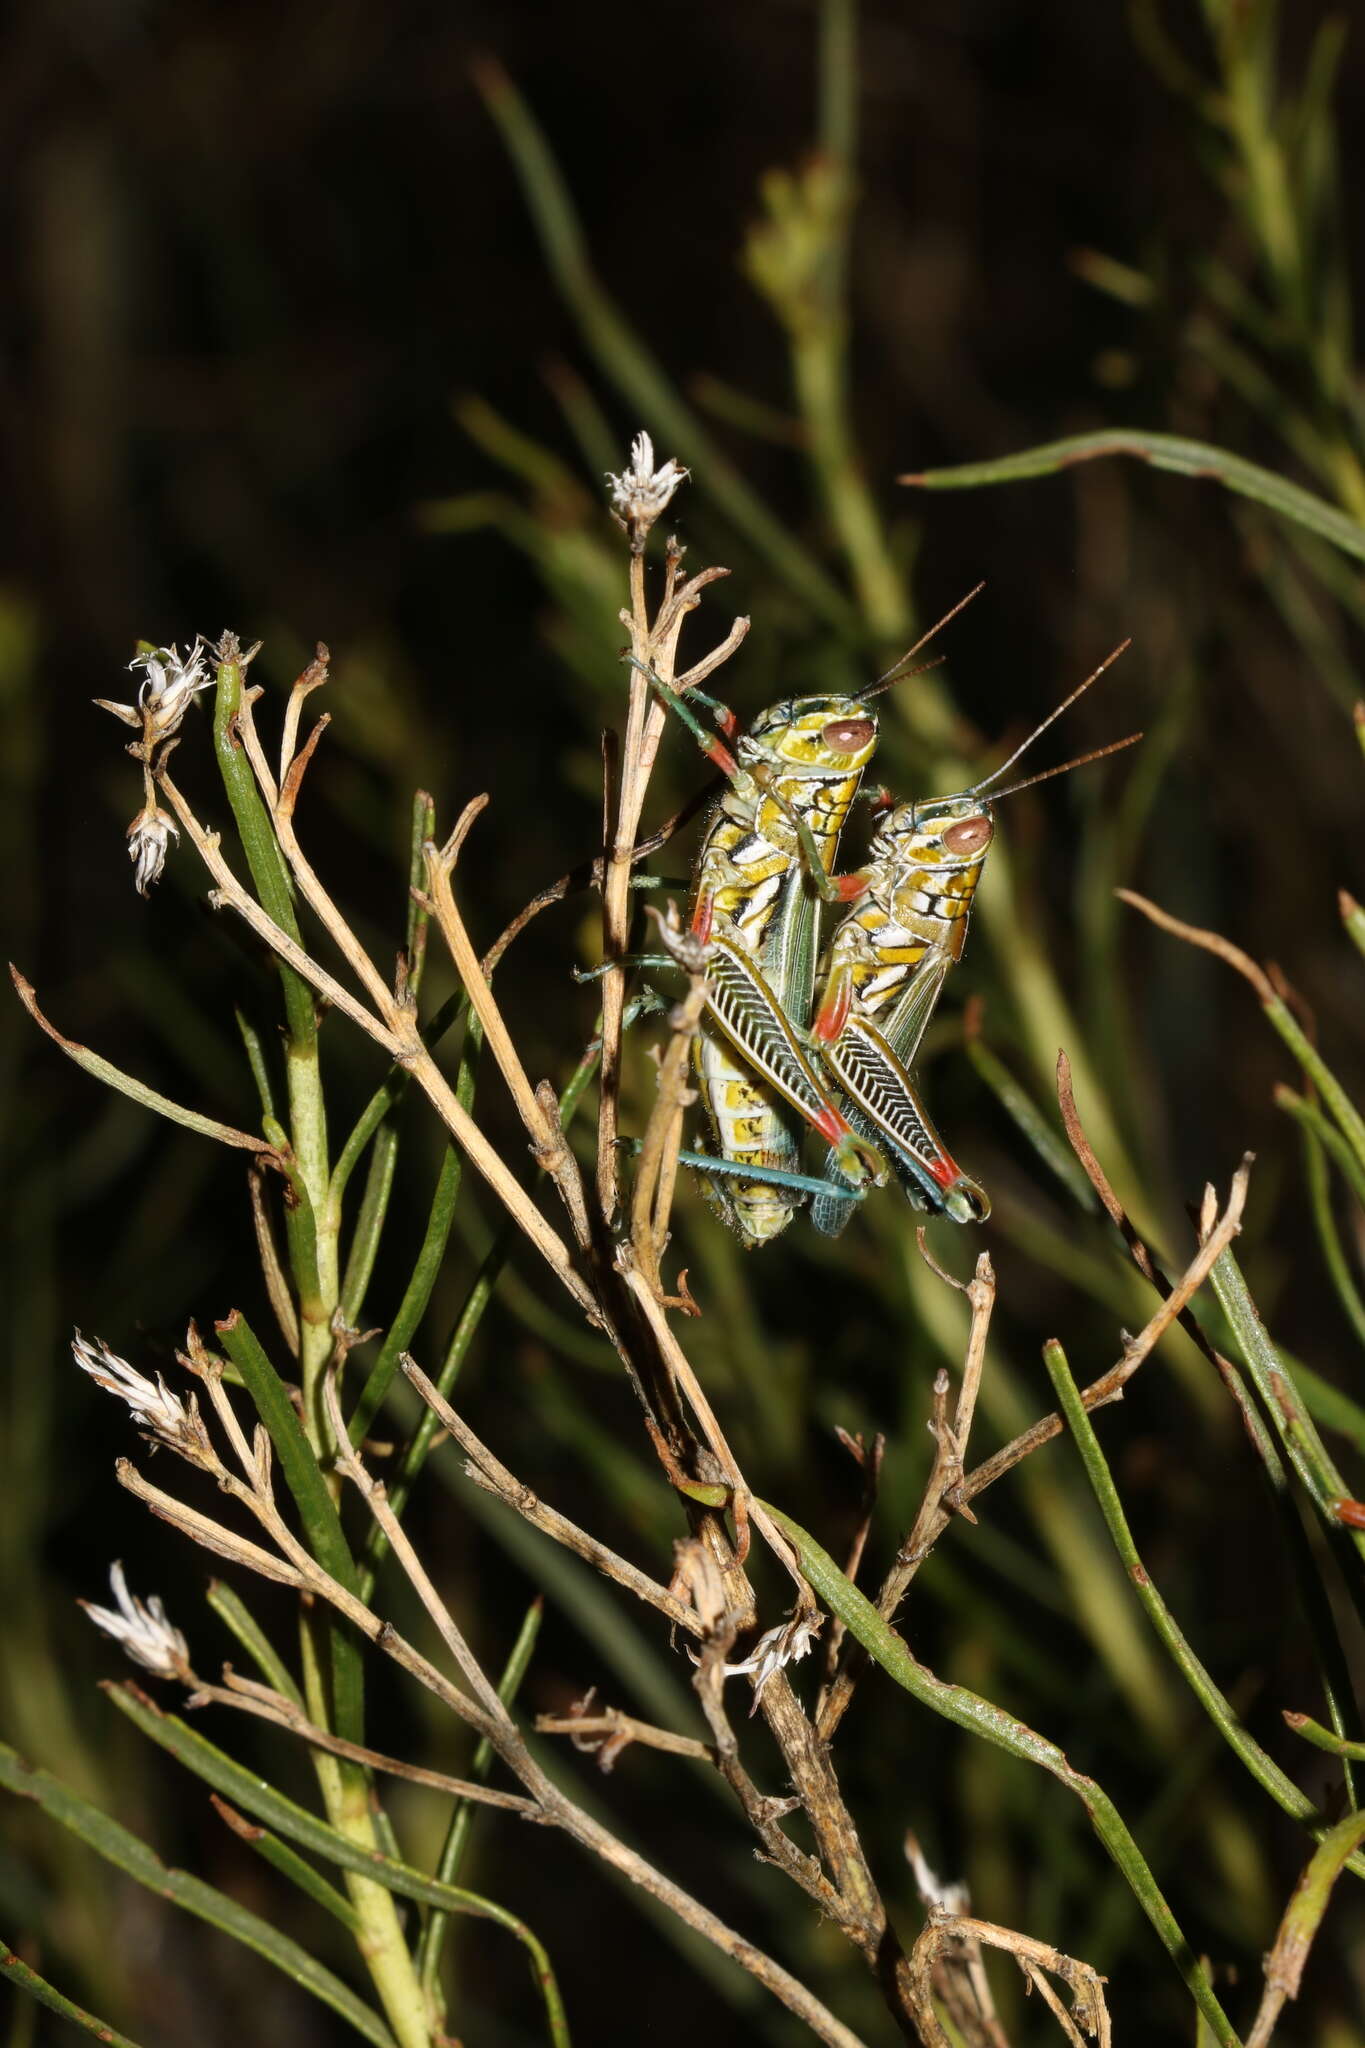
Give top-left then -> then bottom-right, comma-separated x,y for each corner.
627,591 -> 984,1245
803,643 -> 1137,1232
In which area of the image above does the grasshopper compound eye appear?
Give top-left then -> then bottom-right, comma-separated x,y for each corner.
822,717 -> 875,754
941,814 -> 993,858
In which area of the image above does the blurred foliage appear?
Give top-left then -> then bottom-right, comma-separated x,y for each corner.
4,0 -> 1365,2042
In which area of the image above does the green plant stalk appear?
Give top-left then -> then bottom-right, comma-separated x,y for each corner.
211,644 -> 338,1436
1295,1117 -> 1365,1349
216,1320 -> 430,2048
418,1595 -> 544,2009
757,1500 -> 1242,2045
211,651 -> 428,2048
1253,1807 -> 1365,2035
1209,1343 -> 1362,1805
1210,1247 -> 1365,1603
102,1690 -> 569,2048
1042,1340 -> 1364,1862
789,315 -> 910,648
261,1112 -> 328,1341
0,1740 -> 395,2048
0,1942 -> 145,2048
473,60 -> 859,635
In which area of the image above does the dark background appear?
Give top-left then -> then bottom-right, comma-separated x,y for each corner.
5,2 -> 1365,2042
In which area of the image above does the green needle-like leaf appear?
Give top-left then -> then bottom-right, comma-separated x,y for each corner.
0,1941 -> 146,2048
103,1687 -> 570,2046
0,1740 -> 395,2047
901,429 -> 1365,562
756,1497 -> 1242,2046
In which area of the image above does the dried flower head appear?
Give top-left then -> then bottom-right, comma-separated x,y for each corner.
126,806 -> 180,895
606,431 -> 687,533
724,1608 -> 824,1708
81,1561 -> 191,1682
71,1330 -> 215,1467
94,640 -> 213,745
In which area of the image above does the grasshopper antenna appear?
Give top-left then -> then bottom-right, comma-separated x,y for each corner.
971,639 -> 1131,795
988,729 -> 1143,804
865,581 -> 986,699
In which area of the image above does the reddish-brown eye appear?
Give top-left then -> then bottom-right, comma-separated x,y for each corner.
822,717 -> 874,753
942,815 -> 992,857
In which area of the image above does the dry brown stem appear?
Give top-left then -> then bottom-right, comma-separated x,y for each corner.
1116,888 -> 1275,1004
596,532 -> 748,1222
400,1358 -> 702,1636
819,1248 -> 995,1742
906,1915 -> 1110,2048
189,1671 -> 539,1817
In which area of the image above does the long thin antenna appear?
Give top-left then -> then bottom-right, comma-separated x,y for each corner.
971,638 -> 1131,794
865,581 -> 986,698
989,730 -> 1143,804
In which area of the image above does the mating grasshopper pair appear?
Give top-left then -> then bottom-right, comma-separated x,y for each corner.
613,613 -> 1134,1249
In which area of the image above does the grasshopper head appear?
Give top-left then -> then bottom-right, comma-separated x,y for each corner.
742,695 -> 879,779
878,793 -> 995,871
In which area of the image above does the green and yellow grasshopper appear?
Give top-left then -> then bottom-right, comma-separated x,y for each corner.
800,643 -> 1137,1231
628,592 -> 982,1245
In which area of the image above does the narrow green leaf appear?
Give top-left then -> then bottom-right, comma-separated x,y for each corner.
964,1032 -> 1098,1209
1042,1340 -> 1364,1867
214,1309 -> 363,1742
901,429 -> 1365,562
350,1019 -> 482,1448
102,1689 -> 569,2046
418,1596 -> 544,2003
1286,1713 -> 1365,1763
211,642 -> 317,1059
757,1498 -> 1242,2046
11,967 -> 267,1154
209,1795 -> 362,1932
234,1005 -> 279,1122
205,1581 -> 304,1708
0,1740 -> 394,2048
1210,1247 -> 1365,1609
0,1941 -> 145,2048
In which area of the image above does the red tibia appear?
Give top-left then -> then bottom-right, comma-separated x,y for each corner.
926,1147 -> 963,1190
701,734 -> 739,778
834,872 -> 869,901
813,970 -> 853,1044
691,892 -> 715,943
812,1103 -> 855,1146
716,706 -> 740,739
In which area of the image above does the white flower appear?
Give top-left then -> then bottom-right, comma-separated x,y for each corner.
82,1561 -> 190,1681
724,1608 -> 824,1708
95,639 -> 213,742
71,1330 -> 213,1465
126,807 -> 180,895
606,431 -> 688,529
